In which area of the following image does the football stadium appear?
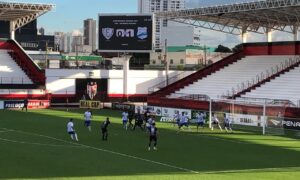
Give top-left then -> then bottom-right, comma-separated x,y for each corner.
1,0 -> 300,179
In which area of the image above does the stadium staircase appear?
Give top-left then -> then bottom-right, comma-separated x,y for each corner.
0,39 -> 45,89
148,51 -> 245,107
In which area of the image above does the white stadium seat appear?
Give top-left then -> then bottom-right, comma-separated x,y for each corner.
0,49 -> 33,84
169,55 -> 294,99
241,65 -> 300,105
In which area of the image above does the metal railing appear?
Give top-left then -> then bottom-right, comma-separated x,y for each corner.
223,56 -> 300,98
0,77 -> 33,84
166,93 -> 210,101
233,96 -> 298,107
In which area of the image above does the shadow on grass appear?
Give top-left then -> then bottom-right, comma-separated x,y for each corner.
0,109 -> 300,179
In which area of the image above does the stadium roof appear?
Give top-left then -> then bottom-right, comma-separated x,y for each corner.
156,0 -> 300,35
0,1 -> 55,31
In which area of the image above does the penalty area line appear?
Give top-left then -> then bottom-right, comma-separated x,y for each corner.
1,127 -> 199,174
0,137 -> 86,148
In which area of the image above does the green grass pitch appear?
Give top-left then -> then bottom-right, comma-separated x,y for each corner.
1,108 -> 300,180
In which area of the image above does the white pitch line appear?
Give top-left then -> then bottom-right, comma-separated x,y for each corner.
1,127 -> 199,174
0,137 -> 85,148
200,166 -> 300,174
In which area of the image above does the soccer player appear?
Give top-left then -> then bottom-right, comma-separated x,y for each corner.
133,112 -> 144,131
178,112 -> 190,132
84,109 -> 92,132
143,108 -> 151,130
173,111 -> 180,127
122,111 -> 129,130
146,116 -> 155,133
196,112 -> 206,132
148,123 -> 158,151
211,113 -> 223,131
22,98 -> 28,112
224,113 -> 233,133
101,117 -> 111,141
67,118 -> 78,141
128,110 -> 134,130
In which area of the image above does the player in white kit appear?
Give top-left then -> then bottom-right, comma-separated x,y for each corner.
122,111 -> 129,130
67,118 -> 78,141
211,113 -> 223,131
84,109 -> 92,132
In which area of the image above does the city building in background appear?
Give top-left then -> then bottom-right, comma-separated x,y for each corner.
138,0 -> 201,49
161,21 -> 201,47
84,18 -> 97,52
0,20 -> 55,51
38,27 -> 45,35
149,45 -> 230,70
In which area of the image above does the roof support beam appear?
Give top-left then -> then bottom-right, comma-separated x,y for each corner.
242,26 -> 248,43
156,0 -> 300,36
10,21 -> 15,40
293,25 -> 299,41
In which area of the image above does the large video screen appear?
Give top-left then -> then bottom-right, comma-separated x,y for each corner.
98,14 -> 153,52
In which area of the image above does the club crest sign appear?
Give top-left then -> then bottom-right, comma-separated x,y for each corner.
87,82 -> 98,100
102,28 -> 114,40
137,27 -> 148,40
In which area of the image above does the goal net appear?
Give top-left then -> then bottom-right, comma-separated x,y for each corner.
210,98 -> 289,135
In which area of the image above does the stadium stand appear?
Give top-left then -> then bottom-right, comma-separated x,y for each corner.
169,55 -> 293,99
0,49 -> 32,84
240,65 -> 300,105
0,39 -> 45,86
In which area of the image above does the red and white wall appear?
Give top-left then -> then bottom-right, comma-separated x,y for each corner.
46,69 -> 193,99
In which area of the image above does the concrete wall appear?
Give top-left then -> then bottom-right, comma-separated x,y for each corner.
46,69 -> 189,96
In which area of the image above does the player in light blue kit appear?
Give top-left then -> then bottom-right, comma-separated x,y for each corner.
196,112 -> 206,132
178,112 -> 190,132
122,111 -> 129,130
224,113 -> 233,133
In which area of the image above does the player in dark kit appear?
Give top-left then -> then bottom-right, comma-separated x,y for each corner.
148,123 -> 158,151
133,111 -> 144,131
128,110 -> 135,130
22,99 -> 28,112
101,117 -> 111,141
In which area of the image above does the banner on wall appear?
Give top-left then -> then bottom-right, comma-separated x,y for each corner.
161,108 -> 191,119
283,118 -> 300,130
191,110 -> 209,124
0,101 -> 4,110
80,100 -> 101,109
4,100 -> 50,109
160,108 -> 191,122
112,103 -> 135,111
135,105 -> 162,116
230,113 -> 259,127
28,100 -> 50,109
76,79 -> 108,101
4,100 -> 25,109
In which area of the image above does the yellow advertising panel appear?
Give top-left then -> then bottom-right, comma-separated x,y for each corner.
80,100 -> 101,109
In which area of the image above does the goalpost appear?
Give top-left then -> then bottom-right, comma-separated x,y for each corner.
209,98 -> 289,135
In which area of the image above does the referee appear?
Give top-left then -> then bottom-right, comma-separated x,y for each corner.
22,99 -> 28,112
101,117 -> 110,141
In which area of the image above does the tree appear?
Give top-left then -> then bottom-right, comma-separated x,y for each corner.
215,45 -> 232,53
232,44 -> 243,53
